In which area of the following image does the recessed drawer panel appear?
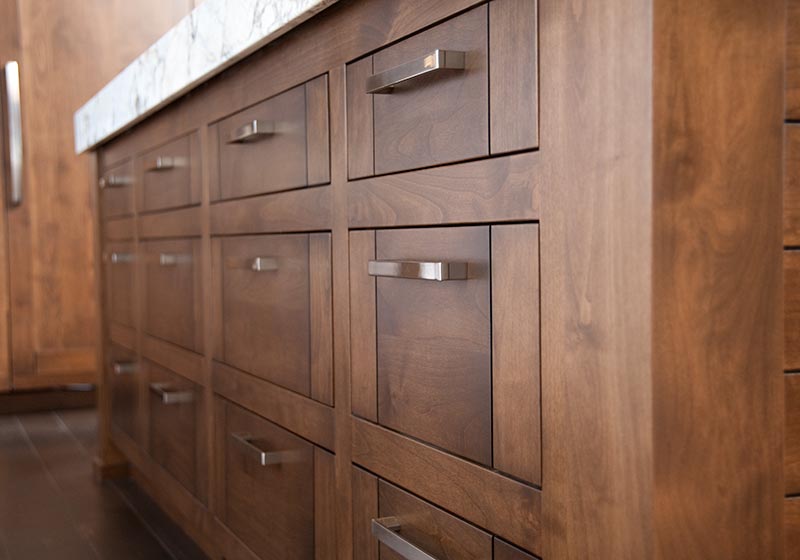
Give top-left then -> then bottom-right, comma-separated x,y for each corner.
214,75 -> 330,201
100,160 -> 134,218
346,0 -> 537,178
105,242 -> 135,328
139,133 -> 200,213
148,361 -> 199,496
215,233 -> 332,403
219,400 -> 335,560
350,224 -> 540,484
142,238 -> 203,353
109,343 -> 138,442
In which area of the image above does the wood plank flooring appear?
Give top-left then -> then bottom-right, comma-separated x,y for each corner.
0,409 -> 205,560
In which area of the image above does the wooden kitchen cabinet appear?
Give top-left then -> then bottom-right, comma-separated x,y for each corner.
0,0 -> 193,392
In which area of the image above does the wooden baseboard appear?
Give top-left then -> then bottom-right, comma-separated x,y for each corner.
93,455 -> 130,481
0,387 -> 96,414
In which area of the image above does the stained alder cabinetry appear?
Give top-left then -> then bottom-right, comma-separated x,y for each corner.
0,0 -> 192,392
93,0 -> 784,558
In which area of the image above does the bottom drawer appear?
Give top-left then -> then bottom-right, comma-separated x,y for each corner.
110,344 -> 138,441
148,361 -> 200,496
353,468 -> 538,560
217,399 -> 335,560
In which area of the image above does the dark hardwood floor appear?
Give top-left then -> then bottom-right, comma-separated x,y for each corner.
0,408 -> 206,560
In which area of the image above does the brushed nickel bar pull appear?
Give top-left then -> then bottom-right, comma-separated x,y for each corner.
224,256 -> 279,271
112,361 -> 137,375
4,61 -> 22,206
149,382 -> 193,405
108,252 -> 134,264
366,49 -> 466,94
367,260 -> 467,281
158,253 -> 191,266
227,119 -> 276,144
230,433 -> 305,466
371,518 -> 439,560
98,175 -> 132,189
144,156 -> 182,172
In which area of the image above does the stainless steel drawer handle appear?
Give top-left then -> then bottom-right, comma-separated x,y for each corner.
371,517 -> 439,560
112,361 -> 137,375
4,61 -> 23,206
366,49 -> 466,94
158,253 -> 191,266
227,119 -> 276,144
144,156 -> 184,172
107,252 -> 134,264
224,256 -> 279,271
368,260 -> 467,281
99,175 -> 132,189
230,432 -> 305,466
149,382 -> 193,405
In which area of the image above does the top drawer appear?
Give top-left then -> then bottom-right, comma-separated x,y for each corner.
211,74 -> 330,201
100,160 -> 134,219
346,0 -> 538,178
139,133 -> 201,213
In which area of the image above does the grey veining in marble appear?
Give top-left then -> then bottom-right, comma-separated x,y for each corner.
73,0 -> 338,154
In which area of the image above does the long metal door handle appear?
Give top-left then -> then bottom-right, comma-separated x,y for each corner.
112,361 -> 137,375
371,518 -> 439,560
144,156 -> 184,172
107,252 -> 134,264
230,432 -> 305,466
98,175 -> 132,189
227,119 -> 276,144
368,260 -> 468,281
224,256 -> 279,272
149,382 -> 193,404
366,49 -> 466,94
158,253 -> 191,266
4,61 -> 22,206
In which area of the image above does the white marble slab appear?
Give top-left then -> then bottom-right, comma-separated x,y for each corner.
73,0 -> 338,154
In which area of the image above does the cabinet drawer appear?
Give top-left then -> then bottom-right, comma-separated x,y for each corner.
346,1 -> 537,178
109,344 -> 139,442
105,242 -> 136,327
142,239 -> 203,353
214,233 -> 332,402
219,400 -> 334,560
100,160 -> 134,218
148,361 -> 199,496
214,75 -> 330,201
350,224 -> 540,484
140,133 -> 200,213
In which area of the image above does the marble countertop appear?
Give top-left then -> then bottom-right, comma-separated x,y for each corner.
73,0 -> 338,154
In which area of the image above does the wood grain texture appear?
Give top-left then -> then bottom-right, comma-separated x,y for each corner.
788,251 -> 800,371
138,206 -> 203,239
494,538 -> 539,560
306,74 -> 331,187
141,334 -> 204,386
314,448 -> 337,560
352,418 -> 541,555
104,217 -> 136,241
652,0 -> 784,557
352,466 -> 378,560
788,374 -> 800,495
491,223 -> 540,486
489,0 -> 538,155
789,0 -> 800,119
309,233 -> 334,405
100,160 -> 134,218
785,125 -> 800,246
139,132 -> 200,212
789,497 -> 800,560
345,56 -> 374,179
348,229 -> 377,421
348,152 -> 540,229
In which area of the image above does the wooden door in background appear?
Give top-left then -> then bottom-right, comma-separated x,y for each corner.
1,0 -> 193,390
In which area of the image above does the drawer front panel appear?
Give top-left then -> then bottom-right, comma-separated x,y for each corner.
350,224 -> 541,482
140,134 -> 200,212
216,233 -> 332,401
100,160 -> 134,218
106,242 -> 135,327
142,239 -> 203,353
148,361 -> 199,495
222,401 -> 315,560
216,84 -> 308,200
109,344 -> 138,441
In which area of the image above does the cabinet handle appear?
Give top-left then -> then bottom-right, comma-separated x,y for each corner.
107,252 -> 134,264
112,361 -> 137,375
227,119 -> 276,144
144,156 -> 183,172
149,382 -> 193,405
98,175 -> 132,189
371,517 -> 439,560
4,61 -> 22,206
366,49 -> 466,94
368,260 -> 467,281
230,432 -> 305,466
224,256 -> 279,271
158,253 -> 191,266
